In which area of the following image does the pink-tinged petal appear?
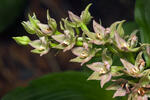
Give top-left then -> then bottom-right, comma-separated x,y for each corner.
87,62 -> 104,72
137,95 -> 148,100
40,48 -> 50,56
93,20 -> 105,37
70,57 -> 83,63
135,52 -> 145,71
87,72 -> 101,80
68,11 -> 81,22
120,59 -> 135,73
37,23 -> 52,34
81,55 -> 93,66
52,34 -> 66,43
89,40 -> 104,45
72,47 -> 85,57
84,31 -> 97,40
100,73 -> 112,88
146,46 -> 150,56
29,40 -> 41,49
114,32 -> 128,50
106,84 -> 120,90
113,88 -> 126,98
63,42 -> 75,52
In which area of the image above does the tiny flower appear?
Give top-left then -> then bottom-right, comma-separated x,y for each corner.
106,79 -> 130,98
127,30 -> 138,48
22,14 -> 54,36
128,83 -> 150,100
84,20 -> 111,45
68,4 -> 92,25
70,46 -> 101,66
120,52 -> 145,77
37,23 -> 52,35
114,32 -> 141,52
29,37 -> 50,56
87,49 -> 112,87
52,29 -> 76,52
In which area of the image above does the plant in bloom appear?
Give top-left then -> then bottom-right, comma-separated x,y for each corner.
13,3 -> 150,100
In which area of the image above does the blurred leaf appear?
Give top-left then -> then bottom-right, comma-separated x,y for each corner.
0,0 -> 26,32
2,71 -> 116,100
135,0 -> 150,43
123,21 -> 138,35
135,0 -> 150,66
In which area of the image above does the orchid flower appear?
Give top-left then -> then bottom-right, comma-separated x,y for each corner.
29,37 -> 50,56
114,31 -> 140,52
106,79 -> 130,98
70,45 -> 101,66
120,52 -> 145,77
84,20 -> 111,45
87,49 -> 112,87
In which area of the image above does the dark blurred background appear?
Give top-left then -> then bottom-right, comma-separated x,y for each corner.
0,0 -> 135,97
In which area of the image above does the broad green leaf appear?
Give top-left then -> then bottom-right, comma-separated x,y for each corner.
2,71 -> 115,100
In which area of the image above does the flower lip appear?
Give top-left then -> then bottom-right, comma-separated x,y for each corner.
80,50 -> 89,58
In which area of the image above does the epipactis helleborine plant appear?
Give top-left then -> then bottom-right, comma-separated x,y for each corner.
13,3 -> 150,100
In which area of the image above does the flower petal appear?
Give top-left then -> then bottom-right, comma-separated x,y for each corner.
100,73 -> 112,88
87,72 -> 101,80
68,11 -> 81,22
52,34 -> 65,43
93,20 -> 105,37
72,47 -> 85,57
70,57 -> 83,63
120,58 -> 135,73
63,42 -> 75,52
113,88 -> 126,98
81,55 -> 93,66
114,32 -> 129,51
87,62 -> 105,72
137,95 -> 148,100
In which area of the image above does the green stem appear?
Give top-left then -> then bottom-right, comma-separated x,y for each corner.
75,27 -> 80,35
80,23 -> 89,32
55,31 -> 62,35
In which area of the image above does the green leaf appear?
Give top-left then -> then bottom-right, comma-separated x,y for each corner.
13,36 -> 31,45
80,3 -> 92,24
135,0 -> 150,66
2,71 -> 115,100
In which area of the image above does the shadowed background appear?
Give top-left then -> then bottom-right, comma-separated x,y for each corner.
0,0 -> 135,97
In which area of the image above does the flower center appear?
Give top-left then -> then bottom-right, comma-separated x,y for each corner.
99,68 -> 107,74
62,40 -> 70,46
80,51 -> 88,58
137,88 -> 145,96
96,33 -> 103,40
131,67 -> 139,75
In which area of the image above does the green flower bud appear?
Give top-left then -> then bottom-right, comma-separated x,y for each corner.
13,36 -> 31,45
